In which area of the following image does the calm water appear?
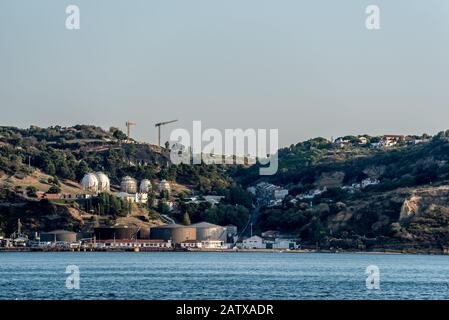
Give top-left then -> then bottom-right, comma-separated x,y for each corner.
1,252 -> 449,300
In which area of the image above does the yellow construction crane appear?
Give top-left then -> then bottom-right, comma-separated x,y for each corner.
125,120 -> 136,143
155,120 -> 178,147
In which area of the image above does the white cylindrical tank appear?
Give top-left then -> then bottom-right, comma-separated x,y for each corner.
140,179 -> 152,193
81,173 -> 99,193
121,176 -> 137,194
96,172 -> 110,192
158,179 -> 171,193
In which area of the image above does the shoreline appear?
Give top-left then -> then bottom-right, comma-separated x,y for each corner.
1,247 -> 448,255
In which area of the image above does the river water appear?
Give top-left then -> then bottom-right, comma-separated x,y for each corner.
1,252 -> 448,300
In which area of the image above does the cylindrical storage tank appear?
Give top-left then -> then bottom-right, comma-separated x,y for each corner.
121,176 -> 137,194
150,224 -> 196,244
191,222 -> 227,242
81,173 -> 99,193
96,172 -> 110,192
94,226 -> 139,240
140,179 -> 152,193
40,230 -> 78,242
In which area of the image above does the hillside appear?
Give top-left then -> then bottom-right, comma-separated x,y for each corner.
239,132 -> 449,252
2,125 -> 449,252
0,125 -> 235,237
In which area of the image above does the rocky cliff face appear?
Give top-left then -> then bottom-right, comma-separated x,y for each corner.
324,184 -> 449,249
400,195 -> 421,221
396,186 -> 449,246
399,186 -> 449,221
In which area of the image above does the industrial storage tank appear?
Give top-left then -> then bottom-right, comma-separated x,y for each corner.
121,176 -> 137,194
40,230 -> 78,242
226,224 -> 238,243
150,224 -> 196,244
140,179 -> 152,193
94,226 -> 139,240
96,172 -> 110,192
191,222 -> 227,242
81,173 -> 99,193
158,179 -> 171,193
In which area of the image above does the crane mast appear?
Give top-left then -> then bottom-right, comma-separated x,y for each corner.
155,120 -> 178,147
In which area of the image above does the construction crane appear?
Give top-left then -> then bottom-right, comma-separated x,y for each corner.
155,120 -> 178,147
125,120 -> 136,143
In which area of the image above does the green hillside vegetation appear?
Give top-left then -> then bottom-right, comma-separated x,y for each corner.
2,125 -> 449,252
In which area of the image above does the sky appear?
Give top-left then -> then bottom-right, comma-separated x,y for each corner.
1,0 -> 449,147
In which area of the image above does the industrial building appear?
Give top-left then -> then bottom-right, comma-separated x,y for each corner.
117,192 -> 148,204
94,239 -> 172,249
180,239 -> 225,249
226,225 -> 238,243
150,224 -> 196,244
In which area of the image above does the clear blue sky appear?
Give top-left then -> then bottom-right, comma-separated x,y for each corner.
1,0 -> 448,147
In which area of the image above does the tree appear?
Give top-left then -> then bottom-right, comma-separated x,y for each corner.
159,190 -> 169,200
182,212 -> 191,225
47,185 -> 61,194
147,192 -> 155,210
26,186 -> 38,197
112,129 -> 127,141
44,160 -> 56,176
157,200 -> 171,215
226,186 -> 253,208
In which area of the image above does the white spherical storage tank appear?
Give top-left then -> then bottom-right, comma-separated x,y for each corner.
81,173 -> 99,193
121,176 -> 138,194
140,179 -> 152,193
158,179 -> 171,193
96,172 -> 110,192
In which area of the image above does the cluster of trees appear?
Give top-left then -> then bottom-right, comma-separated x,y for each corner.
257,203 -> 331,245
178,202 -> 250,229
84,192 -> 131,217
